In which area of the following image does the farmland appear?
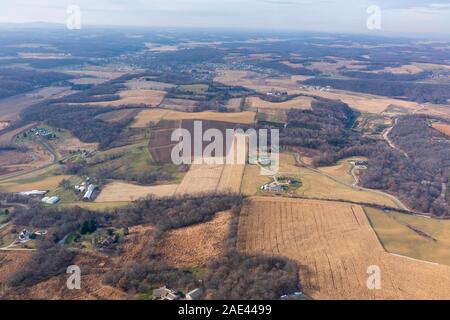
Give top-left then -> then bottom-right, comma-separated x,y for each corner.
237,197 -> 450,299
84,89 -> 166,107
366,207 -> 450,266
433,123 -> 450,137
0,175 -> 71,193
241,153 -> 400,208
96,182 -> 178,202
246,96 -> 314,110
132,109 -> 255,128
1,25 -> 450,300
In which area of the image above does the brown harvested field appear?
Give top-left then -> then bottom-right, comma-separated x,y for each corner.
246,96 -> 314,110
214,70 -> 309,95
216,164 -> 245,193
95,182 -> 178,202
86,89 -> 166,107
126,78 -> 176,91
155,211 -> 232,267
297,88 -> 421,114
163,110 -> 255,124
240,164 -> 271,196
175,163 -> 225,195
131,108 -> 171,127
64,69 -> 126,83
237,197 -> 450,299
371,64 -> 424,74
288,58 -> 367,74
0,175 -> 72,192
159,98 -> 198,112
215,70 -> 450,118
214,70 -> 260,84
296,88 -> 450,119
95,109 -> 140,123
432,123 -> 450,137
0,87 -> 73,122
175,134 -> 246,196
132,109 -> 255,128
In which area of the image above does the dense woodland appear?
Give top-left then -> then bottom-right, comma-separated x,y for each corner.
266,98 -> 367,151
0,68 -> 71,99
294,112 -> 450,216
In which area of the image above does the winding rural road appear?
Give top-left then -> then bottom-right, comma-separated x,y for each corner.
295,154 -> 410,211
382,118 -> 409,159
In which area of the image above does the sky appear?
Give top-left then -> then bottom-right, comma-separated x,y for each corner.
0,0 -> 449,35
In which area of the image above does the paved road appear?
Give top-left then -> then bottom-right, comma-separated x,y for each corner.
0,134 -> 59,183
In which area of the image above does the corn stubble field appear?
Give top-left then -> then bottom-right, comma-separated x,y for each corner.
237,197 -> 450,299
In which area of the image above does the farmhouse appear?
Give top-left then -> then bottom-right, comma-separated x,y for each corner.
18,229 -> 33,242
261,182 -> 283,192
153,286 -> 180,300
74,183 -> 86,193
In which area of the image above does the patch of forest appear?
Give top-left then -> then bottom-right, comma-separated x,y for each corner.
307,114 -> 449,216
0,68 -> 72,99
266,98 -> 368,151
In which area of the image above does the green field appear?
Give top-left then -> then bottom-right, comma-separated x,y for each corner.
85,142 -> 183,184
365,207 -> 450,266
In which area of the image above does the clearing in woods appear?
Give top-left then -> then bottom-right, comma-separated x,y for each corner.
237,197 -> 450,299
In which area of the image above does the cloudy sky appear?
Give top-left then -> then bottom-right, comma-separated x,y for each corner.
0,0 -> 449,35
